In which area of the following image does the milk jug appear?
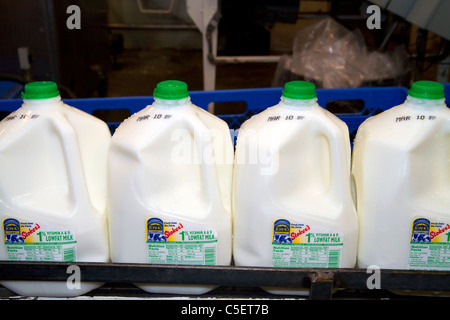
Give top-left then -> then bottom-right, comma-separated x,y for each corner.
232,81 -> 358,295
107,80 -> 233,294
352,80 -> 450,271
0,81 -> 111,297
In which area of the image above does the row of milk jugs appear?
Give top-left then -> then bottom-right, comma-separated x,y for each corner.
0,80 -> 448,297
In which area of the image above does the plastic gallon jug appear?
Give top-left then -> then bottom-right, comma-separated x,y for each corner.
352,80 -> 450,271
232,81 -> 358,295
0,81 -> 111,297
107,80 -> 233,294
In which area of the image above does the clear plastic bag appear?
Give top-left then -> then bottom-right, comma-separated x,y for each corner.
362,45 -> 407,83
290,18 -> 406,88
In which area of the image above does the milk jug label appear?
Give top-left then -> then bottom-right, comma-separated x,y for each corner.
146,217 -> 217,265
272,218 -> 343,268
3,218 -> 77,262
408,217 -> 450,270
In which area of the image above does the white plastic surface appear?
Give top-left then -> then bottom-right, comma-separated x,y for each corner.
352,96 -> 450,270
232,97 -> 358,295
0,96 -> 111,297
107,97 -> 233,294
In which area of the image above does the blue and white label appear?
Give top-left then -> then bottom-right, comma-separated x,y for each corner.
408,217 -> 450,270
146,218 -> 217,265
3,217 -> 77,262
272,218 -> 343,268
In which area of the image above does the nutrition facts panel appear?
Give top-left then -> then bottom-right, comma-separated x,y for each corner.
5,242 -> 77,262
272,244 -> 342,268
409,243 -> 450,270
3,218 -> 77,262
148,242 -> 217,265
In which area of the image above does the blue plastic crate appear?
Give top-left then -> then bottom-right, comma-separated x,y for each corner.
188,86 -> 409,142
444,83 -> 450,100
0,81 -> 23,99
0,86 -> 411,143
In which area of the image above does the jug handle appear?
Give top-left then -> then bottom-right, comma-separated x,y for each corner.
191,118 -> 231,218
314,118 -> 352,204
53,115 -> 92,215
444,122 -> 450,184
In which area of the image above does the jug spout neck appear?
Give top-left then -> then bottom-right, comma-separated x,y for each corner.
279,96 -> 318,109
22,96 -> 63,110
405,95 -> 446,109
153,97 -> 191,109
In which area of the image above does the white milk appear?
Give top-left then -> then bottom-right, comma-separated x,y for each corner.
0,81 -> 111,297
352,80 -> 450,271
107,80 -> 233,294
232,81 -> 358,295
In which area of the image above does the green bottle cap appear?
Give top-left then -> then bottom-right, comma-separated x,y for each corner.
21,81 -> 60,99
408,80 -> 445,100
153,80 -> 189,100
282,81 -> 317,100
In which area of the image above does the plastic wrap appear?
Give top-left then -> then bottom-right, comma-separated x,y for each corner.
289,18 -> 407,89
